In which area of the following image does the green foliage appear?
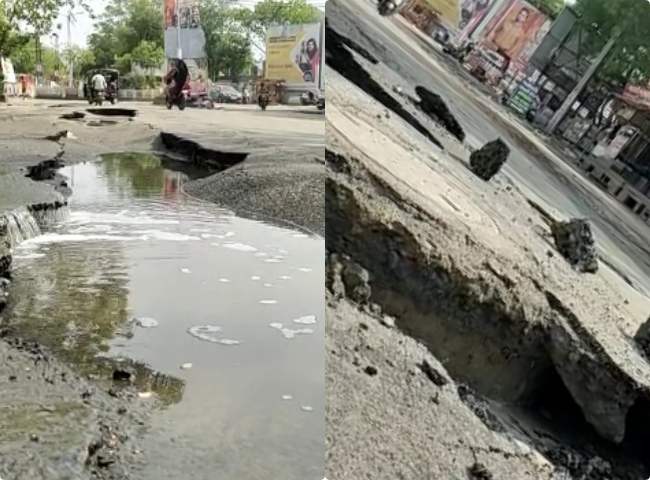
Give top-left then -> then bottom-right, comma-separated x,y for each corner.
11,38 -> 62,74
235,0 -> 321,52
573,0 -> 650,84
66,46 -> 95,78
0,0 -> 91,57
199,0 -> 253,81
528,0 -> 564,18
131,40 -> 164,69
88,0 -> 163,70
120,74 -> 160,89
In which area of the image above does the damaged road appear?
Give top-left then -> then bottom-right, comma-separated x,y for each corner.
0,98 -> 324,478
325,0 -> 650,477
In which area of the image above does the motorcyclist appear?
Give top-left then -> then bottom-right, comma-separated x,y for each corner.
258,82 -> 269,108
90,71 -> 107,101
165,58 -> 189,105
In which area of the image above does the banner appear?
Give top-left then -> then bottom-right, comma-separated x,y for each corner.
458,0 -> 494,39
265,23 -> 321,84
483,0 -> 547,64
1,57 -> 16,83
422,0 -> 461,28
164,0 -> 206,59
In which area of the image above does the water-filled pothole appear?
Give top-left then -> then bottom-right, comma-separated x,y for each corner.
4,153 -> 324,479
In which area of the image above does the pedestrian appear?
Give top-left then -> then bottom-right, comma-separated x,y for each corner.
19,75 -> 27,99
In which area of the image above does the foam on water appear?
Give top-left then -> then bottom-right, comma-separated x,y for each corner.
293,315 -> 317,325
222,242 -> 257,252
69,211 -> 179,225
187,325 -> 240,345
134,317 -> 159,328
269,323 -> 314,339
23,233 -> 136,244
259,300 -> 278,305
134,230 -> 201,241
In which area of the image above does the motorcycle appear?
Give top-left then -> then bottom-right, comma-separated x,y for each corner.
258,92 -> 269,111
91,89 -> 105,106
166,84 -> 188,111
377,0 -> 405,16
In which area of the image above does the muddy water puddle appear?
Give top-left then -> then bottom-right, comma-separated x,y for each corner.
4,154 -> 324,479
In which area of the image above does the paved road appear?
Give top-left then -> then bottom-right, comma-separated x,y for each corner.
328,0 -> 650,295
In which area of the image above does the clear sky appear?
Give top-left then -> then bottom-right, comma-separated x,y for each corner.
45,0 -> 326,48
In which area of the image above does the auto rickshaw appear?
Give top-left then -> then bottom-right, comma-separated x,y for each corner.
84,68 -> 120,105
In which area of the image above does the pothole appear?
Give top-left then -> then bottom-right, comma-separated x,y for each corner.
326,148 -> 650,476
159,132 -> 248,171
325,22 -> 443,149
87,108 -> 137,117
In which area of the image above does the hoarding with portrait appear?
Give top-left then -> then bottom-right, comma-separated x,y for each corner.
265,23 -> 322,84
482,0 -> 548,69
458,0 -> 494,39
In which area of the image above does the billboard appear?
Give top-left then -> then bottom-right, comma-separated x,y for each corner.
483,0 -> 548,67
459,0 -> 493,36
164,0 -> 206,59
422,0 -> 460,29
265,23 -> 321,84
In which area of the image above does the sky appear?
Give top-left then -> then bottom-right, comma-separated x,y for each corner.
45,0 -> 326,49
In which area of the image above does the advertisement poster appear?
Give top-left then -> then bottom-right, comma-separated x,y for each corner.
484,0 -> 547,65
163,0 -> 206,59
265,23 -> 321,84
1,57 -> 16,83
458,0 -> 494,40
423,0 -> 461,29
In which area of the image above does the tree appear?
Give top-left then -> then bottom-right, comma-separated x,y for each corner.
235,0 -> 321,54
573,0 -> 650,85
11,38 -> 62,75
64,46 -> 95,78
88,0 -> 163,69
200,0 -> 253,81
529,0 -> 564,18
0,0 -> 91,58
130,40 -> 164,69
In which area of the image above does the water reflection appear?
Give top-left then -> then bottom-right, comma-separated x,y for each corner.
4,154 -> 324,479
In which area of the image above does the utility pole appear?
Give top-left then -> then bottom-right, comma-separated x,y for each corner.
67,10 -> 74,88
176,0 -> 182,59
545,31 -> 620,134
318,17 -> 324,90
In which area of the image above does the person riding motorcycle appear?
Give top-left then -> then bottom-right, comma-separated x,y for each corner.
258,83 -> 270,110
165,58 -> 189,107
90,71 -> 107,103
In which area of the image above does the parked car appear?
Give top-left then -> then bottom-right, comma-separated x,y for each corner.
210,85 -> 242,104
